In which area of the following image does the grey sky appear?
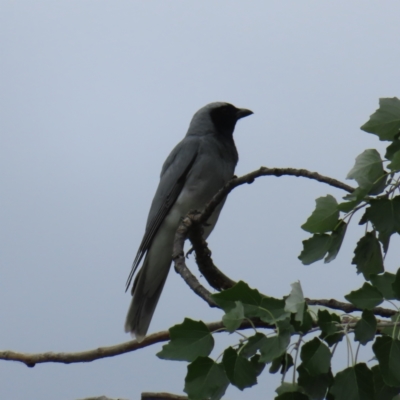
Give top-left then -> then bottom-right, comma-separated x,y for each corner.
1,2 -> 400,399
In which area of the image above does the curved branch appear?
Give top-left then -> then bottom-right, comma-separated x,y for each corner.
172,215 -> 217,307
186,212 -> 235,291
171,167 -> 375,323
183,167 -> 354,291
173,227 -> 396,321
198,167 -> 355,225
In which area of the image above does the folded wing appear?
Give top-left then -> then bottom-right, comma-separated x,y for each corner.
125,137 -> 200,291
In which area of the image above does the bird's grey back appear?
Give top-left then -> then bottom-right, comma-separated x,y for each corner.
146,103 -> 238,232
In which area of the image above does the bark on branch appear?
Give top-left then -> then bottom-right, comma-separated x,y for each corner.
198,166 -> 354,225
0,320 -> 271,367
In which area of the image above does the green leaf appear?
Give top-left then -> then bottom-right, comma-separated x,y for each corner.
329,363 -> 374,400
345,283 -> 383,309
338,200 -> 358,213
361,97 -> 400,141
351,232 -> 384,279
381,313 -> 400,339
222,347 -> 258,390
364,197 -> 400,252
340,187 -> 369,211
291,306 -> 313,335
297,364 -> 332,400
318,309 -> 344,347
372,365 -> 400,400
301,195 -> 339,233
259,297 -> 290,323
325,221 -> 348,263
298,234 -> 331,265
184,357 -> 229,400
300,337 -> 331,376
277,317 -> 296,336
393,268 -> 400,300
269,353 -> 294,374
344,188 -> 369,203
373,336 -> 400,387
157,318 -> 214,362
212,281 -> 289,322
269,356 -> 283,375
346,149 -> 386,195
298,222 -> 347,265
222,301 -> 244,332
388,150 -> 400,171
211,281 -> 262,315
275,382 -> 302,395
259,331 -> 291,363
370,272 -> 396,300
386,139 -> 400,160
250,354 -> 266,377
358,209 -> 369,225
240,332 -> 268,358
354,310 -> 377,345
285,281 -> 305,322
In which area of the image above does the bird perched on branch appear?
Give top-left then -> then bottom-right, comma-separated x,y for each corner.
125,102 -> 253,341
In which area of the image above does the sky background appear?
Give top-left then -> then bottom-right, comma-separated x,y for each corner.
1,2 -> 400,399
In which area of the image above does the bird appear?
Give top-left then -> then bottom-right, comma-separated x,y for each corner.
125,102 -> 253,341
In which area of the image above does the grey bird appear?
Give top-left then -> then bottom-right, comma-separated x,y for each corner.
125,102 -> 253,341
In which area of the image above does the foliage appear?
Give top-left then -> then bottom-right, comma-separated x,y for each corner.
158,98 -> 400,399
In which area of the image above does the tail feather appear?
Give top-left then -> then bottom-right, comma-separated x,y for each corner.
124,255 -> 170,342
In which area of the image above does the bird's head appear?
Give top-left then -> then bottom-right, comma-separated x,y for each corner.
188,102 -> 253,138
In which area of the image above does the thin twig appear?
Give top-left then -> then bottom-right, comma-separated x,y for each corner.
306,298 -> 396,318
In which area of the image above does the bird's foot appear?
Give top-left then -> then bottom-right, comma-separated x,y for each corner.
185,247 -> 194,258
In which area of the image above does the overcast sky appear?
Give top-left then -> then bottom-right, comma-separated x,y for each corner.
1,2 -> 400,399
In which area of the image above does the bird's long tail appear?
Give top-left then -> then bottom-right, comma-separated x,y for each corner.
124,250 -> 171,342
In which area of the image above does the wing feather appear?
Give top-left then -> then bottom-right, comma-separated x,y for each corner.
125,137 -> 199,291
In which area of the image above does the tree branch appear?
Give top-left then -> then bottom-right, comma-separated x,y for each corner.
198,167 -> 354,225
306,298 -> 396,318
174,167 -> 354,292
0,330 -> 170,367
173,220 -> 396,321
187,216 -> 235,291
1,307 -> 396,368
0,320 -> 270,367
172,215 -> 217,307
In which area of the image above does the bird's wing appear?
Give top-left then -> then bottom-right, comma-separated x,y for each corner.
125,137 -> 200,291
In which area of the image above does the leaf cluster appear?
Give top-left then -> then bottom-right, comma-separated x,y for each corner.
158,98 -> 400,399
299,98 -> 400,270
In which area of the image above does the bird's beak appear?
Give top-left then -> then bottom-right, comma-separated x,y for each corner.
236,108 -> 254,120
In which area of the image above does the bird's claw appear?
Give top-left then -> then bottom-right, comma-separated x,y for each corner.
185,247 -> 194,258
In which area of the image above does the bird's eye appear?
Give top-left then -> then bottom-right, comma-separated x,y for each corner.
220,105 -> 231,114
